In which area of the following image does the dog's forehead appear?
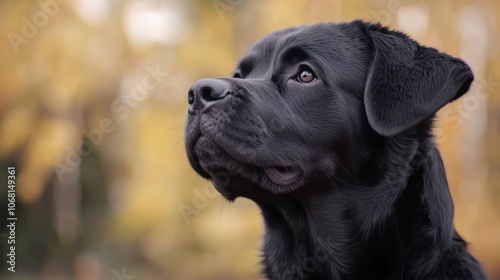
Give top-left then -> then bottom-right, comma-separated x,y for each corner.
238,23 -> 350,69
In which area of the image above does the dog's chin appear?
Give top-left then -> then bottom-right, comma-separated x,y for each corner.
187,136 -> 306,200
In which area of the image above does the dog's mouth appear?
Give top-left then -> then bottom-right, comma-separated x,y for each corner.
264,166 -> 301,185
186,130 -> 306,196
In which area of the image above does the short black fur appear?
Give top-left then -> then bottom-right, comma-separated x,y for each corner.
184,20 -> 487,280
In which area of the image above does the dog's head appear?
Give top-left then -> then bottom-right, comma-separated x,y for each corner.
184,21 -> 473,200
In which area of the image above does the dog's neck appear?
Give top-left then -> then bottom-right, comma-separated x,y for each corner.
258,134 -> 456,279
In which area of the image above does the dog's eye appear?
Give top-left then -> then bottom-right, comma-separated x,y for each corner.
297,70 -> 316,83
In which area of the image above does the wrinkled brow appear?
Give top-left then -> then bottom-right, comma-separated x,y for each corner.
279,46 -> 309,64
237,56 -> 254,76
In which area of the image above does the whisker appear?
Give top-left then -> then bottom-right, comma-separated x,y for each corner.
331,175 -> 361,190
169,124 -> 185,130
168,137 -> 185,153
217,195 -> 226,228
327,175 -> 343,200
172,112 -> 187,118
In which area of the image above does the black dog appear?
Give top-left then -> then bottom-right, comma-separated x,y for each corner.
184,20 -> 487,280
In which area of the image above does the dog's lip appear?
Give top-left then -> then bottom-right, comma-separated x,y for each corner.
264,166 -> 301,185
189,132 -> 302,188
186,132 -> 211,178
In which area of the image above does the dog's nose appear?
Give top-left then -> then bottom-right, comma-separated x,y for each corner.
188,78 -> 233,109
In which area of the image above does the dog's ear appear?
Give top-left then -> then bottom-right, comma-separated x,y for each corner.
363,24 -> 473,136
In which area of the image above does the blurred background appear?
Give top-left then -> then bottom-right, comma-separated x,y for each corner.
0,0 -> 498,279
